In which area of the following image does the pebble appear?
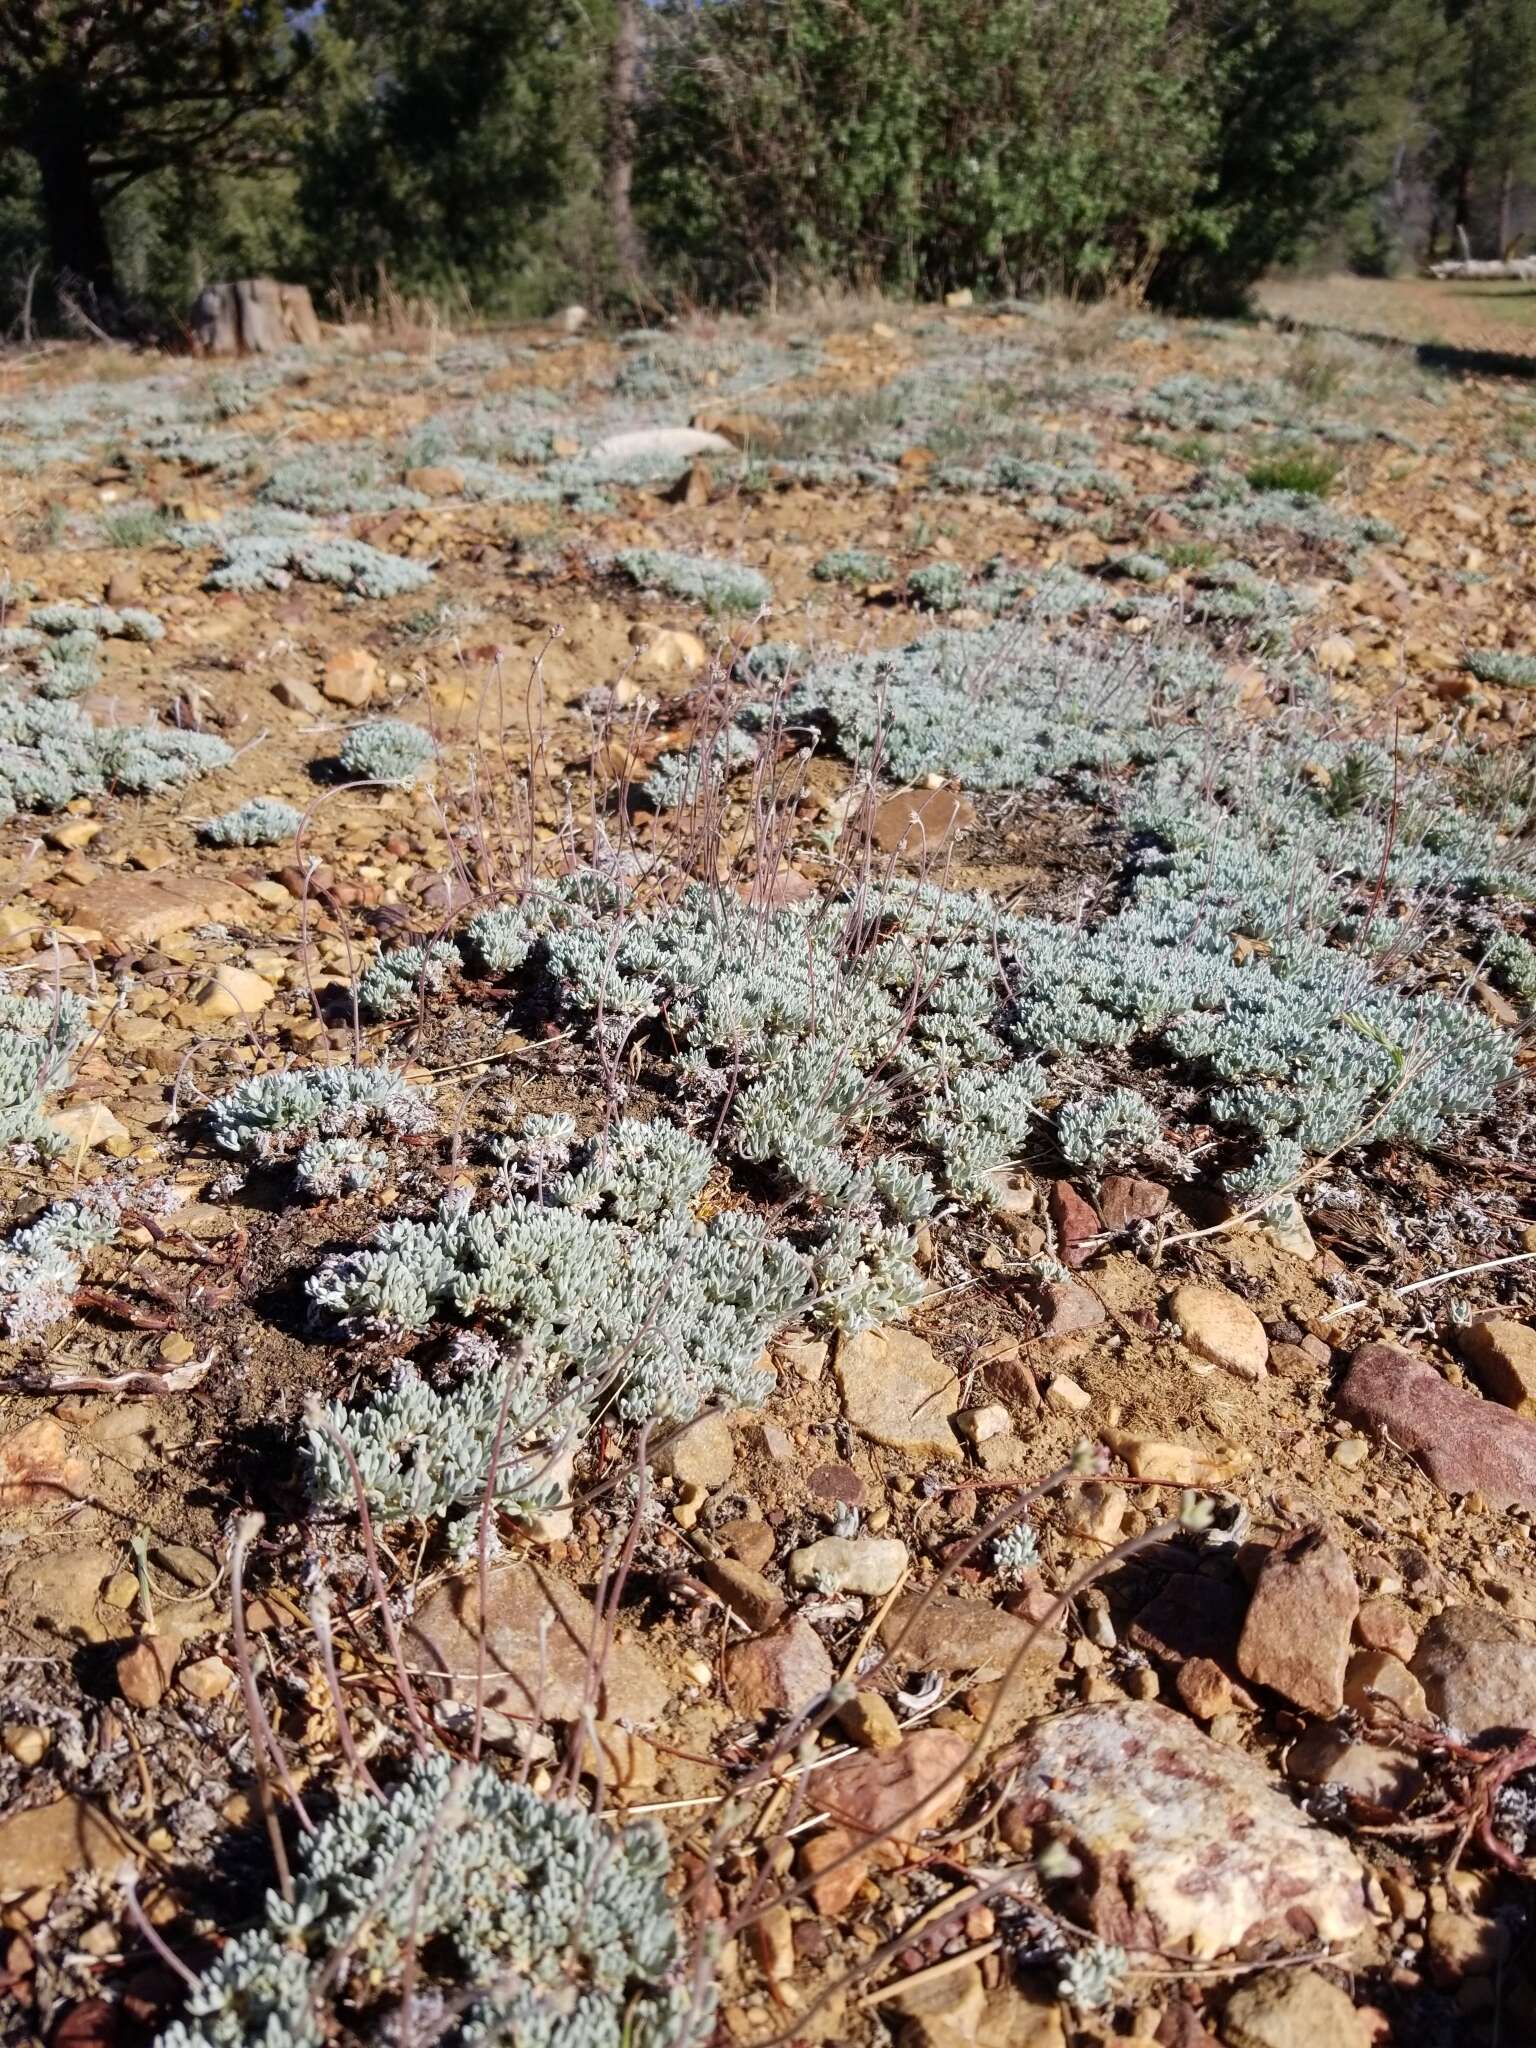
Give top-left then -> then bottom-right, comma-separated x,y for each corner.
1459,1315 -> 1536,1417
835,1690 -> 903,1751
1237,1525 -> 1358,1716
1409,1605 -> 1536,1739
1167,1281 -> 1269,1381
1424,1908 -> 1508,1986
723,1619 -> 834,1717
775,1331 -> 828,1383
1219,1968 -> 1371,2048
717,1517 -> 775,1571
698,1558 -> 786,1632
800,1729 -> 971,1913
271,676 -> 324,714
1047,1180 -> 1101,1268
954,1402 -> 1011,1445
1337,1341 -> 1536,1511
177,1655 -> 233,1703
186,964 -> 277,1021
1342,1649 -> 1429,1720
788,1536 -> 908,1597
650,1412 -> 735,1491
1284,1724 -> 1420,1810
1103,1427 -> 1251,1487
321,646 -> 381,707
835,1324 -> 960,1457
1355,1594 -> 1417,1662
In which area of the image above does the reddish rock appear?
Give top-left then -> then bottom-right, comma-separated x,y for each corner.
1098,1175 -> 1170,1230
698,1557 -> 786,1632
116,1639 -> 175,1710
1034,1281 -> 1106,1341
723,1619 -> 835,1718
1237,1526 -> 1358,1716
1048,1181 -> 1102,1269
1410,1607 -> 1536,1740
799,1728 -> 972,1911
1175,1656 -> 1256,1722
1354,1595 -> 1417,1664
1336,1342 -> 1536,1511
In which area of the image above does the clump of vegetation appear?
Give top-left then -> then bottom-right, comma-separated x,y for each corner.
0,1187 -> 121,1342
613,548 -> 772,614
208,1064 -> 434,1162
338,718 -> 437,786
907,561 -> 971,612
1466,649 -> 1536,688
358,939 -> 461,1021
1243,445 -> 1342,498
206,535 -> 433,599
814,548 -> 892,584
198,797 -> 302,847
98,503 -> 173,548
155,1753 -> 712,2048
0,689 -> 232,816
0,990 -> 89,1150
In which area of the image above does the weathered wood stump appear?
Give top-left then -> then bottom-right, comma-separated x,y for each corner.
188,279 -> 323,355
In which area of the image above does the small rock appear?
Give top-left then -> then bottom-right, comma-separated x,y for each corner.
177,1655 -> 233,1703
1284,1724 -> 1419,1810
776,1331 -> 828,1383
1337,1342 -> 1536,1511
975,1433 -> 1026,1474
1061,1480 -> 1127,1545
1048,1181 -> 1101,1268
1410,1606 -> 1536,1740
105,568 -> 143,605
1103,1428 -> 1251,1487
717,1517 -> 775,1571
944,288 -> 974,308
1044,1372 -> 1091,1414
698,1558 -> 785,1632
693,410 -> 783,451
753,1903 -> 795,1983
879,1589 -> 1060,1681
187,964 -> 277,1020
1355,1595 -> 1417,1663
1176,1657 -> 1254,1722
887,1959 -> 985,2047
272,676 -> 324,714
0,1417 -> 88,1512
650,1412 -> 735,1490
978,1980 -> 1067,2048
1343,1649 -> 1428,1721
1424,1908 -> 1508,1986
3,1726 -> 50,1766
404,1562 -> 668,1724
1459,1316 -> 1536,1417
117,1638 -> 175,1708
76,871 -> 248,947
321,646 -> 381,707
836,1325 -> 960,1457
0,1799 -> 130,1893
557,303 -> 589,334
1001,1703 -> 1370,1958
1035,1281 -> 1105,1341
1168,1282 -> 1269,1382
1098,1176 -> 1169,1230
49,1102 -> 129,1152
1219,1968 -> 1370,2048
836,1690 -> 903,1751
788,1536 -> 908,1596
1237,1525 -> 1358,1716
1270,1342 -> 1325,1378
955,1403 -> 1010,1445
799,1728 -> 971,1912
634,625 -> 708,672
158,1333 -> 196,1365
723,1618 -> 834,1717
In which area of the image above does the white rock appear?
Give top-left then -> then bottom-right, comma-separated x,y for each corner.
955,1402 -> 1011,1445
589,427 -> 732,465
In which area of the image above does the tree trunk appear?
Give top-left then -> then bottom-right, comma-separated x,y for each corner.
32,136 -> 118,308
1499,163 -> 1515,257
607,0 -> 645,281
